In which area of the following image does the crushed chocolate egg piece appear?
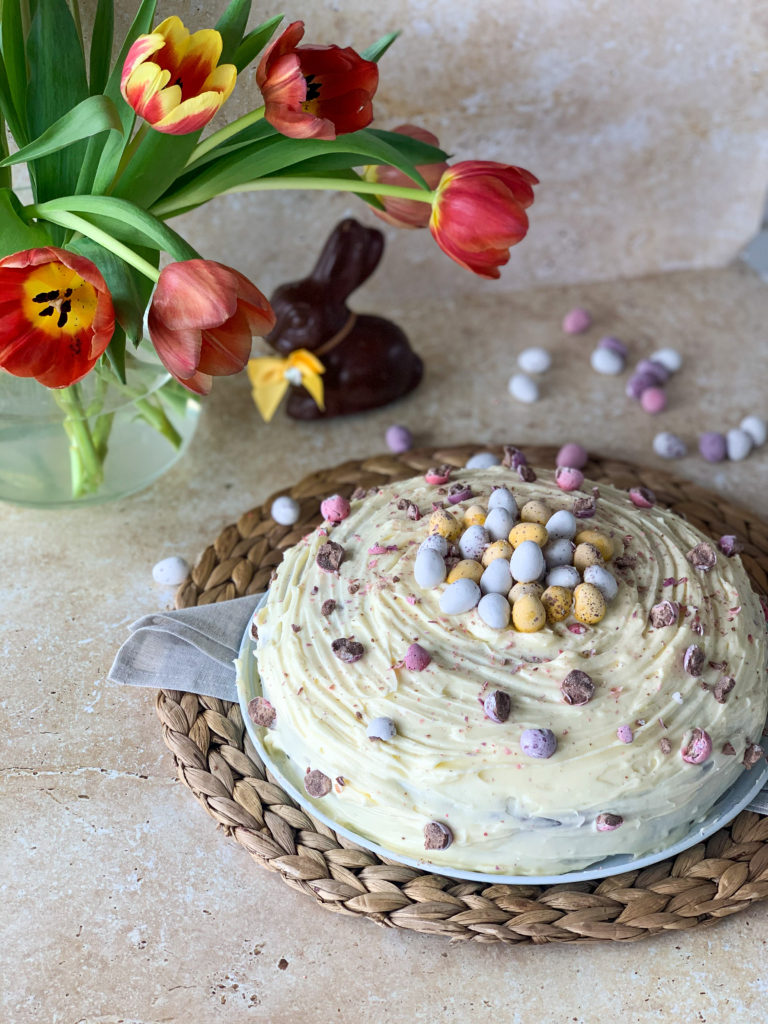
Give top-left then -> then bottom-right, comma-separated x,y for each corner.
743,743 -> 765,769
247,696 -> 276,728
331,637 -> 365,663
596,813 -> 623,831
614,554 -> 637,571
350,486 -> 367,500
681,727 -> 712,764
304,769 -> 332,797
722,742 -> 736,756
718,534 -> 744,557
249,617 -> 259,642
291,624 -> 301,633
659,737 -> 672,755
713,676 -> 736,704
397,498 -> 422,521
321,599 -> 336,617
348,580 -> 360,594
560,669 -> 595,706
483,689 -> 511,723
686,542 -> 717,572
423,821 -> 453,851
572,495 -> 597,519
683,644 -> 705,677
518,464 -> 537,483
502,445 -> 526,469
316,541 -> 344,573
649,600 -> 680,628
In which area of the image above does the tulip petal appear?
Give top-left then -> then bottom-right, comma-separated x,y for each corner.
202,63 -> 238,104
123,61 -> 174,121
151,16 -> 189,72
147,307 -> 202,379
120,32 -> 166,96
175,28 -> 225,97
196,307 -> 253,376
152,261 -> 239,330
152,91 -> 224,135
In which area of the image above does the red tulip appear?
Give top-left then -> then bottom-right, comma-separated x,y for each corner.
362,124 -> 449,229
429,161 -> 538,278
0,247 -> 115,387
256,21 -> 378,140
147,260 -> 275,394
121,16 -> 236,135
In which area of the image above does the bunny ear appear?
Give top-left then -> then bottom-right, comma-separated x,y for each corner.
310,218 -> 384,300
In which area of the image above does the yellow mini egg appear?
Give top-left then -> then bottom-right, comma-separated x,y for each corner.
512,593 -> 547,632
509,581 -> 544,602
574,529 -> 614,562
428,508 -> 461,541
573,542 -> 605,573
481,539 -> 514,566
520,500 -> 552,525
573,582 -> 607,624
541,585 -> 573,623
508,522 -> 549,549
447,558 -> 484,584
463,505 -> 487,527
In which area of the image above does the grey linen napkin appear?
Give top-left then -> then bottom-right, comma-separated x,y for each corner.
108,594 -> 768,814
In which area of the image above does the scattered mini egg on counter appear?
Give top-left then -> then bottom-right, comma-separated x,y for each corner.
271,495 -> 300,525
517,346 -> 552,374
562,307 -> 592,334
508,372 -> 540,404
152,555 -> 190,586
385,424 -> 413,453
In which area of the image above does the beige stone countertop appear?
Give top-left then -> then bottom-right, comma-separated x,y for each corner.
3,262 -> 767,1023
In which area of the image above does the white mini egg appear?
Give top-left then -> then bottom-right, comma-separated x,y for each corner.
366,717 -> 397,741
458,525 -> 490,560
543,538 -> 576,568
478,592 -> 511,629
152,556 -> 190,586
590,347 -> 624,375
480,559 -> 513,595
726,428 -> 752,462
517,347 -> 552,374
270,495 -> 300,525
583,565 -> 619,601
466,452 -> 502,469
509,540 -> 546,583
545,509 -> 577,540
740,415 -> 767,448
508,373 -> 540,404
487,487 -> 518,516
419,534 -> 449,557
414,547 -> 447,588
546,565 -> 581,589
439,579 -> 482,615
485,506 -> 516,541
650,348 -> 683,373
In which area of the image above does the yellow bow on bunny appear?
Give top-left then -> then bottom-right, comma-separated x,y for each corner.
246,349 -> 325,422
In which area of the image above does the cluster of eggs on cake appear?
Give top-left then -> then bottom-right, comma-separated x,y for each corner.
413,477 -> 620,633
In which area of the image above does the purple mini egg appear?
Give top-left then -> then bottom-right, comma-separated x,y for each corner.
404,643 -> 431,671
556,442 -> 588,469
625,371 -> 659,400
698,432 -> 727,463
597,336 -> 629,359
635,358 -> 670,384
617,725 -> 634,743
520,728 -> 557,759
385,424 -> 413,453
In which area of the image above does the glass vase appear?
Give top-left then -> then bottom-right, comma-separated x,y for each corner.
0,354 -> 201,508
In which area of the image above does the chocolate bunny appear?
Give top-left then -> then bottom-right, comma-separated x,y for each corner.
265,218 -> 423,419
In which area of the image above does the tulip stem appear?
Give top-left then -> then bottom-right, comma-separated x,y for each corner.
109,123 -> 150,195
52,384 -> 105,498
26,206 -> 161,283
187,107 -> 266,166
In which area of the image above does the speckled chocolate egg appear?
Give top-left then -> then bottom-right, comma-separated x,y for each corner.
512,593 -> 547,632
446,559 -> 484,584
481,539 -> 514,566
509,522 -> 549,549
520,499 -> 552,525
428,508 -> 461,541
541,585 -> 573,623
573,542 -> 605,573
573,582 -> 607,624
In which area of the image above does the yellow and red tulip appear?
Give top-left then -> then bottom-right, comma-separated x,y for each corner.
362,124 -> 449,229
0,247 -> 115,388
147,260 -> 275,395
255,21 -> 378,140
247,349 -> 325,422
121,16 -> 237,135
429,161 -> 538,278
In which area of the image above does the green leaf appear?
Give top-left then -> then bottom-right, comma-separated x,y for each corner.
103,323 -> 127,384
0,94 -> 122,166
0,49 -> 25,143
110,127 -> 201,209
361,32 -> 399,63
0,114 -> 10,189
69,235 -> 146,348
1,0 -> 28,142
215,0 -> 252,64
0,186 -> 52,257
25,0 -> 89,204
89,0 -> 115,96
233,14 -> 283,72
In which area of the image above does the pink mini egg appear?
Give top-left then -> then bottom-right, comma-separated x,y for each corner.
404,643 -> 431,671
640,386 -> 667,414
681,727 -> 712,765
629,486 -> 656,509
555,466 -> 584,492
556,443 -> 588,469
425,465 -> 452,485
320,494 -> 351,523
562,307 -> 591,334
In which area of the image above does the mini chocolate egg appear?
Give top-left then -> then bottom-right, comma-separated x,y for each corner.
562,307 -> 591,335
517,347 -> 552,374
509,581 -> 544,602
512,593 -> 547,632
545,565 -> 581,589
367,717 -> 397,741
520,727 -> 557,758
270,495 -> 300,525
465,452 -> 501,468
152,556 -> 190,586
543,538 -> 576,568
574,529 -> 614,561
478,592 -> 512,629
590,346 -> 624,375
447,559 -> 484,584
320,493 -> 351,523
439,578 -> 482,615
653,431 -> 687,459
480,559 -> 513,595
414,548 -> 447,589
509,522 -> 549,549
385,425 -> 413,453
519,500 -> 552,525
650,348 -> 682,373
573,582 -> 607,624
699,432 -> 727,463
555,466 -> 585,492
573,542 -> 605,573
541,585 -> 573,623
419,534 -> 449,557
508,372 -> 540,403
463,504 -> 487,527
404,643 -> 431,671
487,487 -> 519,517
510,539 -> 546,583
545,509 -> 578,540
740,415 -> 767,448
485,506 -> 517,542
481,539 -> 514,566
583,565 -> 619,601
458,524 -> 490,560
556,443 -> 588,469
726,428 -> 752,462
428,508 -> 461,541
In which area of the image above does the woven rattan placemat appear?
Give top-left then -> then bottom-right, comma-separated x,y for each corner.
155,444 -> 768,944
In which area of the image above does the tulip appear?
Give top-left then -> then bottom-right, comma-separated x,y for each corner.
121,16 -> 236,135
0,247 -> 115,387
362,125 -> 449,229
429,161 -> 538,278
247,349 -> 325,422
147,260 -> 275,394
256,21 -> 378,140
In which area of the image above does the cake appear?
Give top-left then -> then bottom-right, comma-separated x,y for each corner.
248,462 -> 768,875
